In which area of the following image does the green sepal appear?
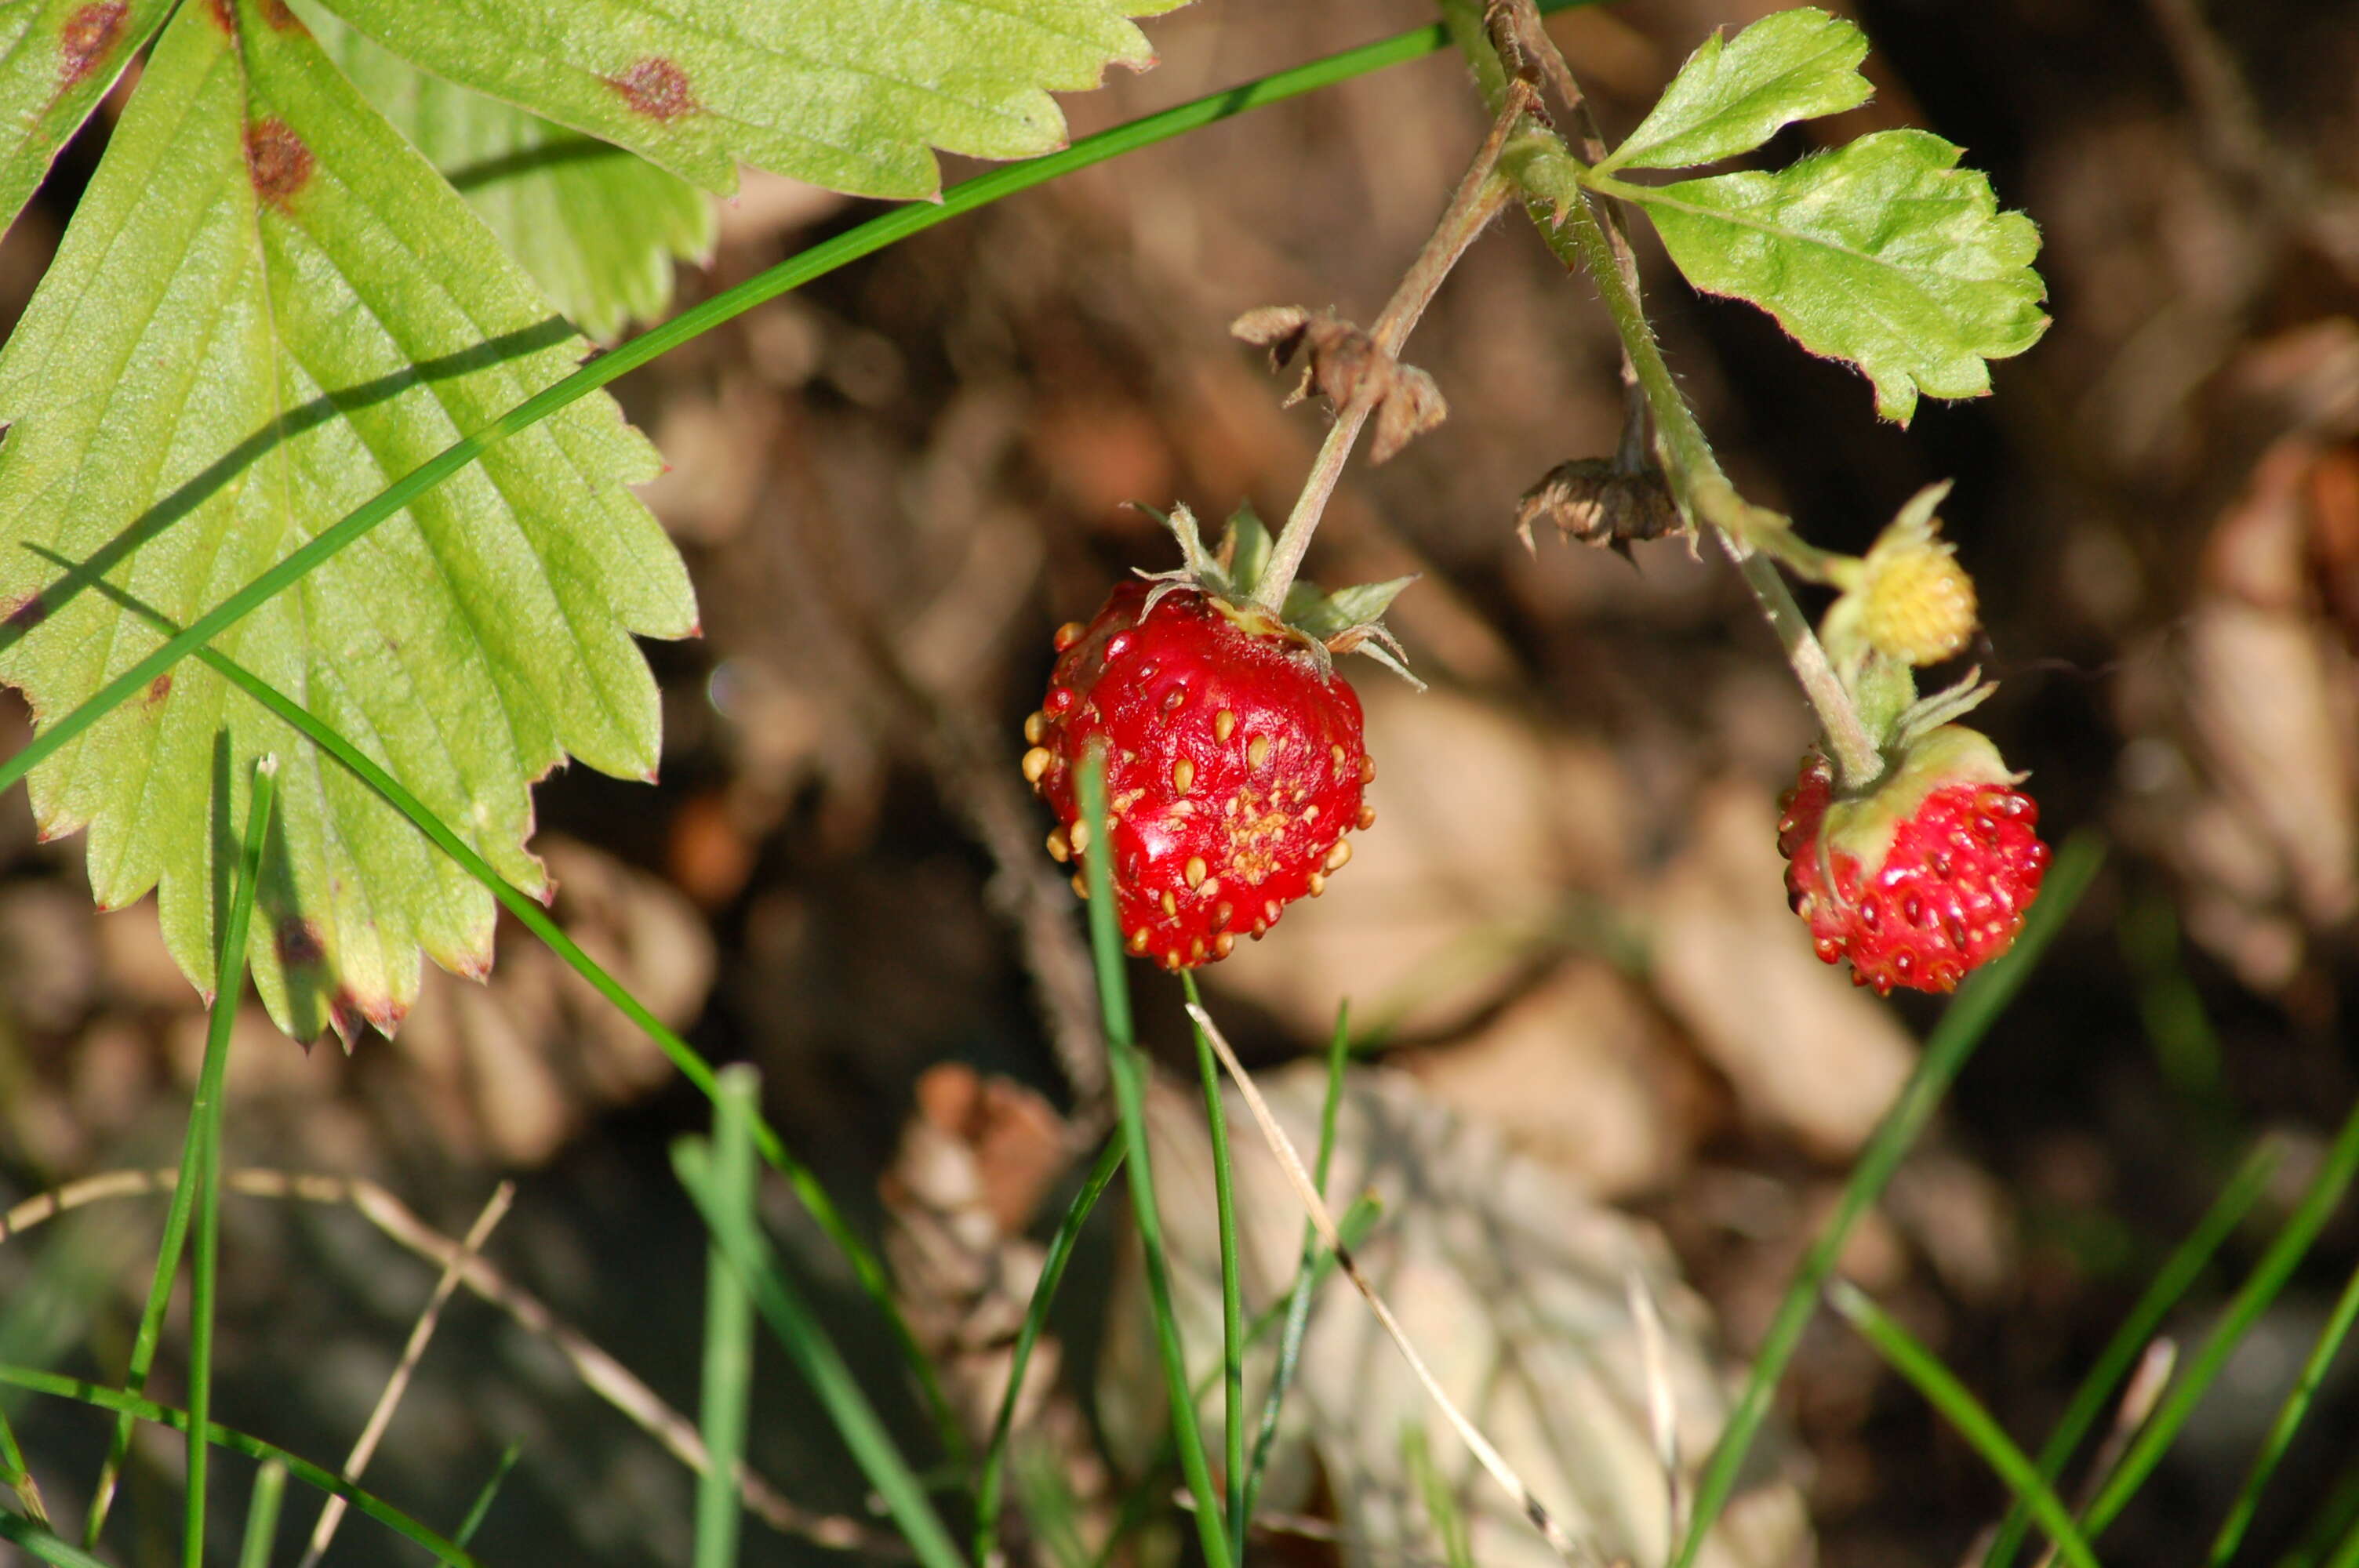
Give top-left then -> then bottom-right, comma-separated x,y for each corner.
1221,506 -> 1274,602
1821,722 -> 2017,868
1283,576 -> 1417,639
1137,503 -> 1422,688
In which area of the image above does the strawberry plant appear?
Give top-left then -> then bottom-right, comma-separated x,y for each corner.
2,2 -> 2355,1567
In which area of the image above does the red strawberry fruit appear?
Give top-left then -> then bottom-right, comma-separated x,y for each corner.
1023,579 -> 1377,969
1020,503 -> 1414,970
1777,724 -> 2048,995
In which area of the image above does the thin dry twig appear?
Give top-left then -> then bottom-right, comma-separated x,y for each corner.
1,1167 -> 907,1559
1250,81 -> 1531,612
296,1181 -> 516,1568
1181,1003 -> 1598,1566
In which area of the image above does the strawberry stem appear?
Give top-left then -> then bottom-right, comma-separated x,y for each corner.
1252,86 -> 1526,615
1444,1 -> 1885,790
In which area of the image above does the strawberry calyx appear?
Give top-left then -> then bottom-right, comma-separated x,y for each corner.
1796,724 -> 2020,879
1135,503 -> 1422,688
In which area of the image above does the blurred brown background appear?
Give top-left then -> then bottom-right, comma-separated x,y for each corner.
2,0 -> 2357,1563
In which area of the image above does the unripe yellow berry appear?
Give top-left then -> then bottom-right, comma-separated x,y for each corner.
1860,537 -> 1977,665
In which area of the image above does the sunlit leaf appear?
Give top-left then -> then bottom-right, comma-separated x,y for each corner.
308,0 -> 1190,201
298,1 -> 711,341
1620,129 -> 2048,423
0,0 -> 694,1042
1598,7 -> 1871,174
0,0 -> 176,235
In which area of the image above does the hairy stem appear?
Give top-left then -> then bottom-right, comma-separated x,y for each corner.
1252,90 -> 1527,614
1441,2 -> 1884,787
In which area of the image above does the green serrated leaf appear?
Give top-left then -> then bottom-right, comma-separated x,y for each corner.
0,0 -> 176,237
1598,8 -> 1870,174
309,0 -> 1187,201
1614,129 -> 2048,423
294,2 -> 712,342
0,0 -> 695,1043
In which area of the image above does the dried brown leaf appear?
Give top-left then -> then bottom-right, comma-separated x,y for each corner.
1230,304 -> 1449,459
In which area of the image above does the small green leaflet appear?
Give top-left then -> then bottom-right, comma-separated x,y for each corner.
309,0 -> 1189,201
0,0 -> 695,1042
298,2 -> 713,341
0,0 -> 176,237
1597,8 -> 1870,175
1609,130 -> 2048,423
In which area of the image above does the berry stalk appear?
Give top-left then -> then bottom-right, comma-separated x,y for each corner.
1250,89 -> 1528,615
1441,2 -> 1885,790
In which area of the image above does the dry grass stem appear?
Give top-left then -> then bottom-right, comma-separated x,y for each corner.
1181,1003 -> 1596,1566
0,1167 -> 904,1558
296,1181 -> 516,1568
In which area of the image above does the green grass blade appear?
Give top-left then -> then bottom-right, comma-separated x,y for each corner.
2322,1475 -> 2359,1568
237,1461 -> 286,1568
1,1512 -> 112,1568
450,1442 -> 522,1549
1180,973 -> 1247,1556
1674,832 -> 2106,1568
1078,748 -> 1233,1568
1405,1425 -> 1478,1568
974,1134 -> 1125,1565
1829,1282 -> 2099,1568
672,1139 -> 963,1568
0,1388 -> 48,1529
0,1364 -> 479,1566
2080,1094 -> 2359,1544
82,758 -> 283,1551
1242,1000 -> 1352,1523
1012,1439 -> 1092,1568
2278,1456 -> 2359,1568
1089,1194 -> 1380,1568
1985,1138 -> 2281,1568
694,1065 -> 761,1568
2210,1247 -> 2359,1565
184,755 -> 278,1568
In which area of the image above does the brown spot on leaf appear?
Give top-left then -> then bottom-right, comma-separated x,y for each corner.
244,117 -> 312,212
275,916 -> 325,967
58,2 -> 127,89
204,0 -> 234,34
144,673 -> 172,706
4,592 -> 47,630
328,989 -> 365,1047
259,0 -> 301,31
604,56 -> 696,123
